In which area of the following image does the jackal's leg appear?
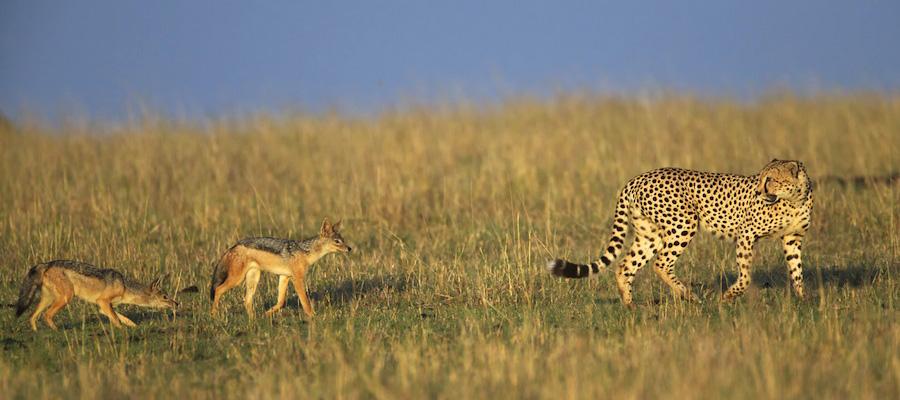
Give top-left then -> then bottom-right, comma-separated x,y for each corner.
243,268 -> 261,318
96,298 -> 123,328
211,260 -> 249,316
29,288 -> 55,331
115,312 -> 138,327
42,279 -> 75,330
265,275 -> 292,316
292,277 -> 315,317
43,292 -> 73,330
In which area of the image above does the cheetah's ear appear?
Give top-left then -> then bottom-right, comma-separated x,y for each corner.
320,218 -> 332,237
787,161 -> 800,178
770,157 -> 778,163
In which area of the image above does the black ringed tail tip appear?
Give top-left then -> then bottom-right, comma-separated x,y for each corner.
547,259 -> 592,279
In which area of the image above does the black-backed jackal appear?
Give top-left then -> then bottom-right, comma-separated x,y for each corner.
15,260 -> 177,331
209,218 -> 352,318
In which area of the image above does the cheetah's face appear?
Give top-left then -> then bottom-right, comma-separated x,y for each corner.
756,159 -> 808,205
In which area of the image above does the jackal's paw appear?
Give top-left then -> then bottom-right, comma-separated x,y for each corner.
264,308 -> 282,317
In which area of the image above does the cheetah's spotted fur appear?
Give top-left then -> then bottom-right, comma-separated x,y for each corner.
547,159 -> 813,307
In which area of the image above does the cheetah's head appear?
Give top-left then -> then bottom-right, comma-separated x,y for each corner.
756,159 -> 810,205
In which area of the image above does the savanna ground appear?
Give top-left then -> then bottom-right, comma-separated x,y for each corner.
0,93 -> 898,399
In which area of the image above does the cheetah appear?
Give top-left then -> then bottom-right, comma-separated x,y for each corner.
547,159 -> 813,308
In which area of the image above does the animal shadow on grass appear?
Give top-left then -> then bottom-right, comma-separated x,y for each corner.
271,274 -> 411,312
110,309 -> 179,327
714,263 -> 885,294
591,297 -> 624,307
604,263 -> 888,307
8,308 -> 181,332
0,284 -> 197,332
101,284 -> 200,328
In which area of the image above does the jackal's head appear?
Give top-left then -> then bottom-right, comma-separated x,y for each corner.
128,275 -> 178,309
756,159 -> 810,205
318,218 -> 352,254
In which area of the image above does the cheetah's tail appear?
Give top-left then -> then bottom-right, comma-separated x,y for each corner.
547,192 -> 629,279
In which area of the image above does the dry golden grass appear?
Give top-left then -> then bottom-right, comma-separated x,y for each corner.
0,93 -> 898,399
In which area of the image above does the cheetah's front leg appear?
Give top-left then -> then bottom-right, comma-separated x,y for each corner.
782,234 -> 805,298
723,237 -> 756,301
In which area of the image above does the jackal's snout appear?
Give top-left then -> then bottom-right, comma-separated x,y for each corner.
154,293 -> 178,309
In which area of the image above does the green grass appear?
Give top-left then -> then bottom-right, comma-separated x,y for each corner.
1,93 -> 898,399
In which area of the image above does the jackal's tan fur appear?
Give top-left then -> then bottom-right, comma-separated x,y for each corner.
15,260 -> 177,331
209,218 -> 352,318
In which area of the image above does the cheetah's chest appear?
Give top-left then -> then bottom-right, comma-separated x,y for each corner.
755,201 -> 811,237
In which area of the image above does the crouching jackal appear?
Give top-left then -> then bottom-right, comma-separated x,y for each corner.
210,218 -> 352,318
15,260 -> 177,331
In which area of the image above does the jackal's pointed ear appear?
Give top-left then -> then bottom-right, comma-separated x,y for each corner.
332,218 -> 342,233
149,277 -> 162,293
321,218 -> 332,237
149,274 -> 167,292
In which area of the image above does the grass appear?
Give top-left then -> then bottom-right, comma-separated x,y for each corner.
0,93 -> 898,399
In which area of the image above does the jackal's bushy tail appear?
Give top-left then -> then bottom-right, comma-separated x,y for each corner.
547,193 -> 630,279
16,263 -> 49,317
209,251 -> 231,301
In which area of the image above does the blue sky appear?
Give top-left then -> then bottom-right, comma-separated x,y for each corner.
2,1 -> 899,122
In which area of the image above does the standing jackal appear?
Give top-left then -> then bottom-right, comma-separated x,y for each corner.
15,260 -> 177,331
209,218 -> 352,318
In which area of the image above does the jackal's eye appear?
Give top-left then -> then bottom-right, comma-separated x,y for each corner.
333,239 -> 342,244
